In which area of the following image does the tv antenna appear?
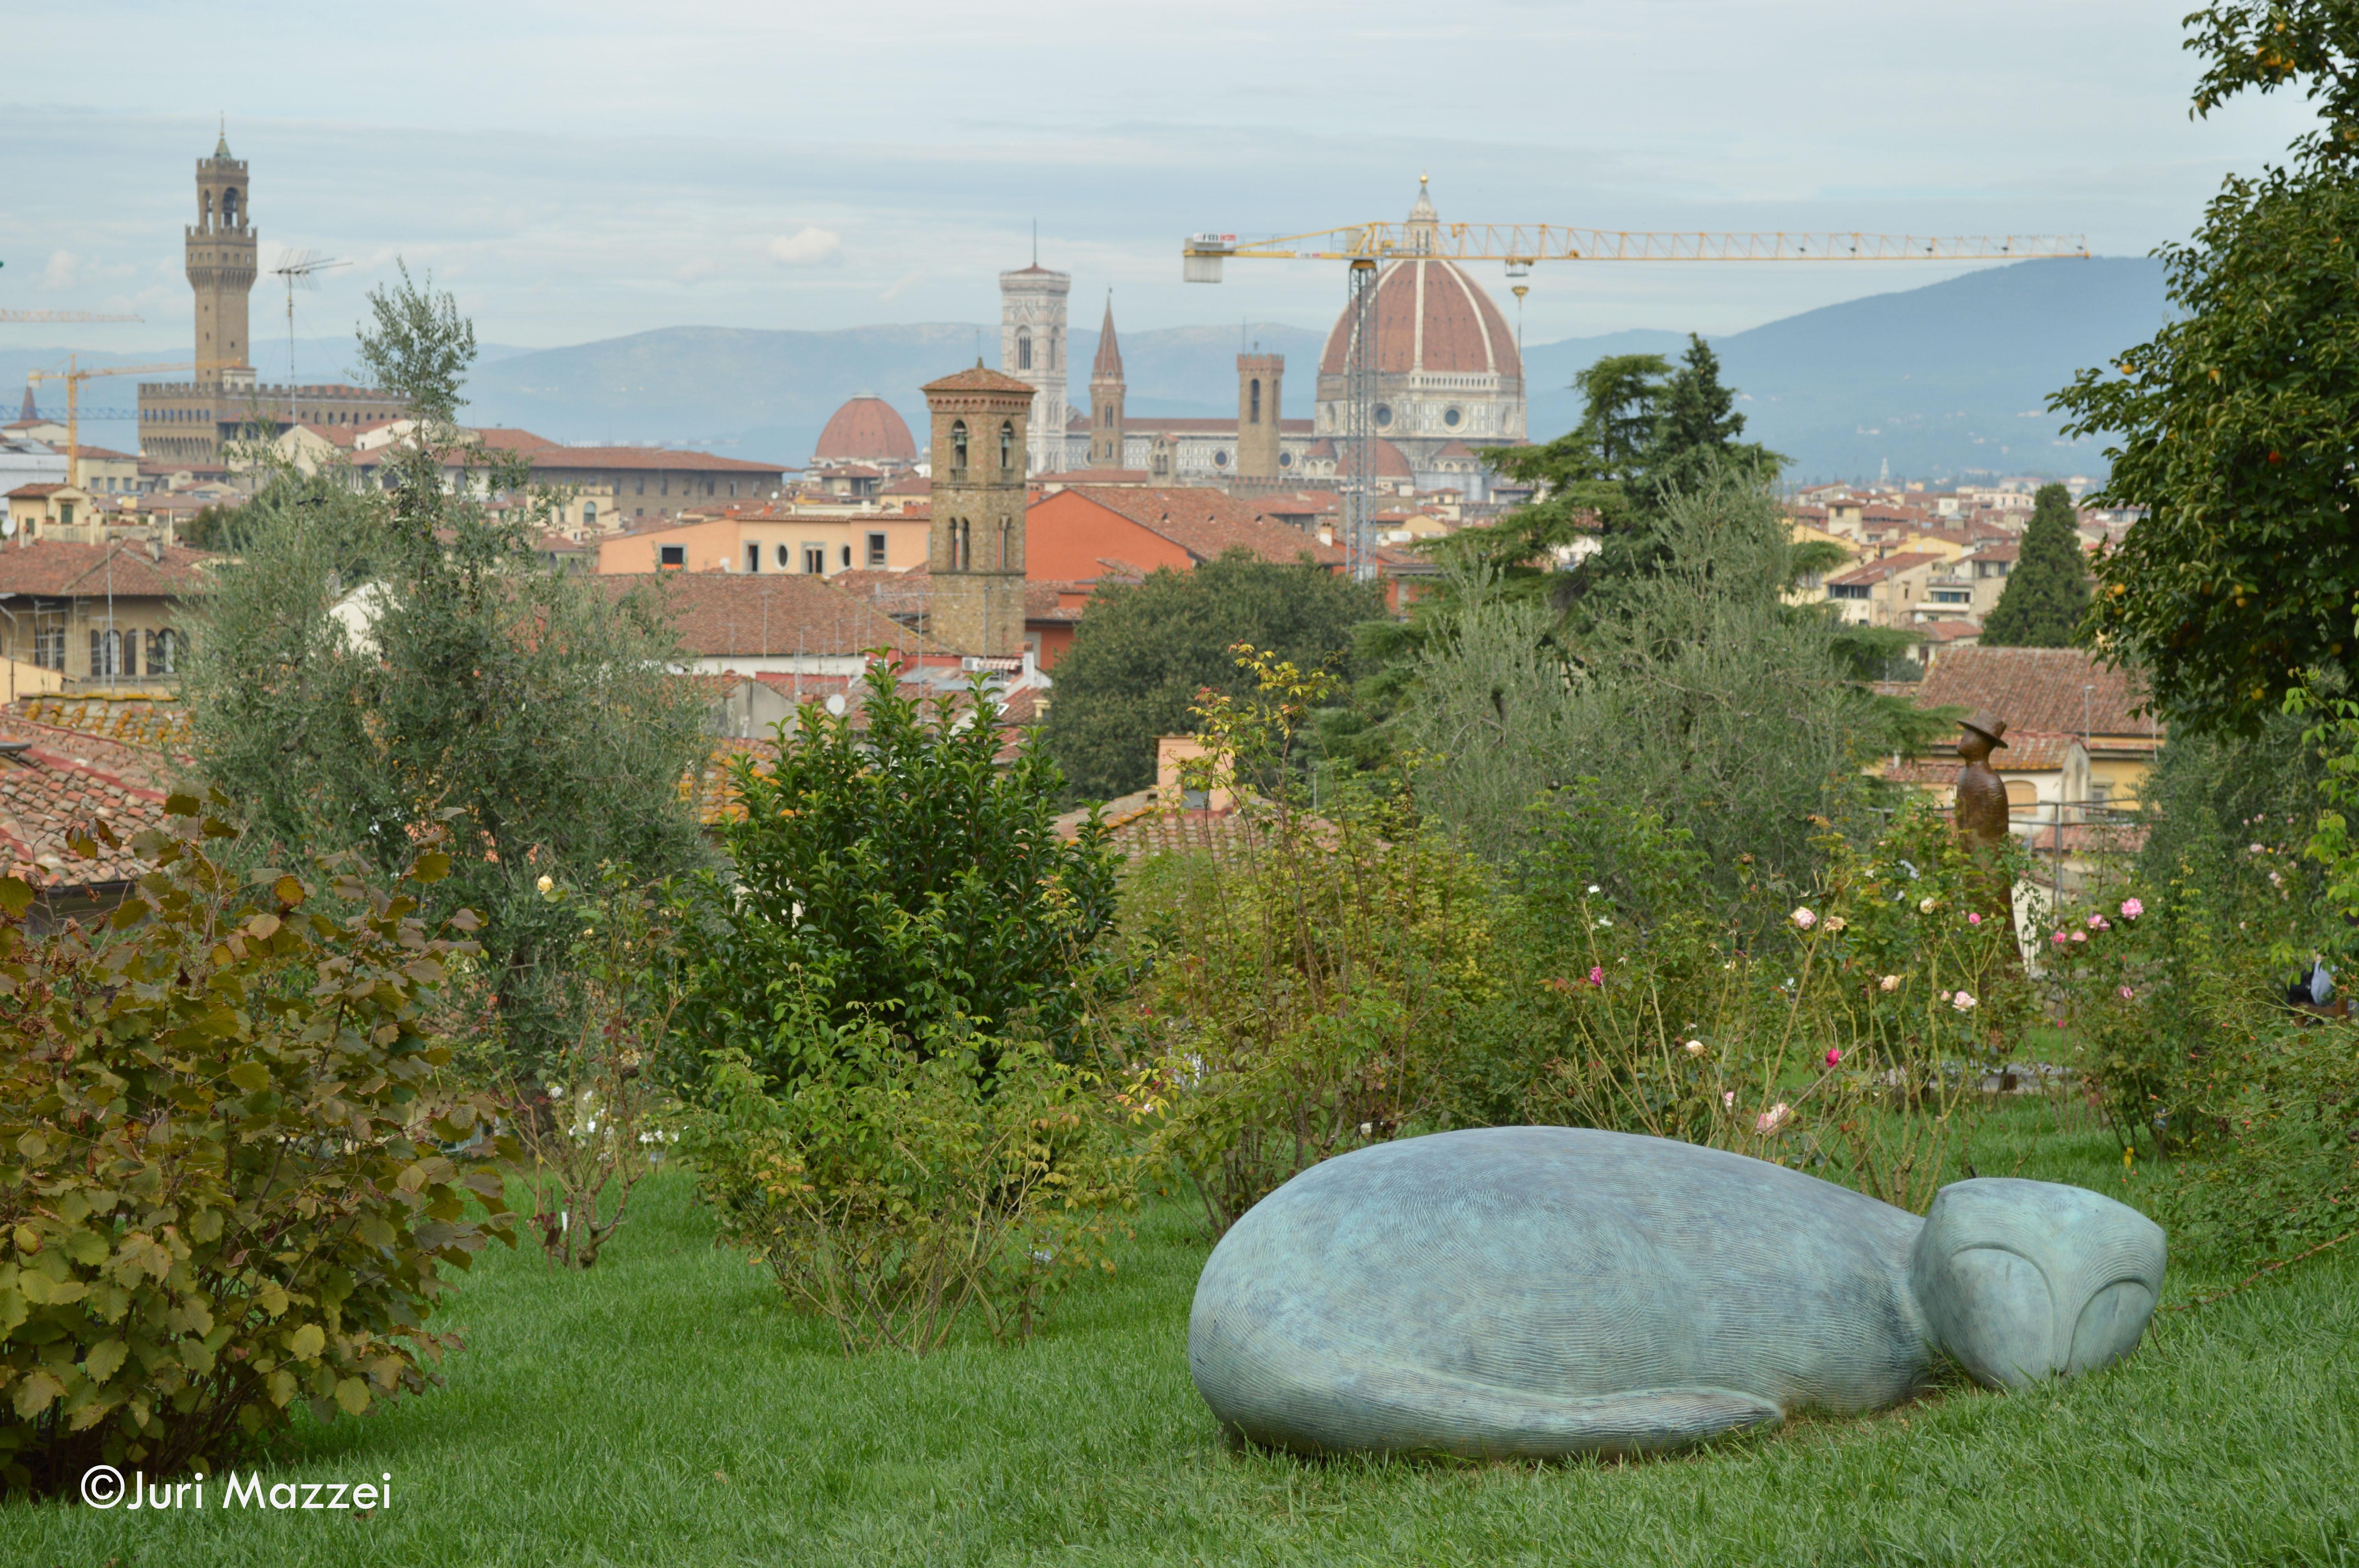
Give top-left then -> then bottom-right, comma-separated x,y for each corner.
269,250 -> 351,426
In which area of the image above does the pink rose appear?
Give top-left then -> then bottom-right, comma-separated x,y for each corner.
2120,898 -> 2143,920
2086,913 -> 2110,931
2051,931 -> 2069,946
2118,985 -> 2134,1000
1968,912 -> 1983,926
2071,931 -> 2086,944
1825,1047 -> 1843,1067
1755,1103 -> 1792,1135
1722,1091 -> 1736,1109
1587,965 -> 1605,987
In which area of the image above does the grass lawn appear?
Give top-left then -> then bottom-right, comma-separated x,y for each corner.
4,1107 -> 2356,1568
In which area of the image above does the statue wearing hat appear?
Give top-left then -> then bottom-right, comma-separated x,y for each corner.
1954,710 -> 2017,939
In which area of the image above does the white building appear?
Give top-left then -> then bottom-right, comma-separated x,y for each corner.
999,263 -> 1069,476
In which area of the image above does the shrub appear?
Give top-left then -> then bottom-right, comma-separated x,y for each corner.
678,660 -> 1122,1087
1477,791 -> 2027,1213
503,870 -> 679,1270
1116,651 -> 1501,1234
679,1011 -> 1134,1356
0,799 -> 514,1496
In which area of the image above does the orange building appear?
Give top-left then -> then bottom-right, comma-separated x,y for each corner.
597,506 -> 930,579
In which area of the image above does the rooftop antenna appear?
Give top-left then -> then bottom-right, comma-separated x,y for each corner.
269,249 -> 350,428
1032,219 -> 1038,268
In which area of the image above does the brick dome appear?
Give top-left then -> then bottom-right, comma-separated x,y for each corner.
813,395 -> 916,464
1318,258 -> 1522,381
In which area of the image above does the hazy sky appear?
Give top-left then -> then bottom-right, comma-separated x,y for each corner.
0,0 -> 2324,361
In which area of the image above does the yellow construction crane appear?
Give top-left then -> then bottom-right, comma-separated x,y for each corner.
24,356 -> 241,491
1183,179 -> 2091,575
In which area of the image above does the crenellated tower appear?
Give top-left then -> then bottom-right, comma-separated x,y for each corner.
186,127 -> 256,386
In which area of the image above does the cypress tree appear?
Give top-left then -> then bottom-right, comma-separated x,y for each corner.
1979,483 -> 2090,647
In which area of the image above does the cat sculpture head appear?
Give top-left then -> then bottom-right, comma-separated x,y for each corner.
1908,1177 -> 2166,1389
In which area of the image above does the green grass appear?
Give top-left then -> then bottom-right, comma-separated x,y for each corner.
5,1109 -> 2357,1567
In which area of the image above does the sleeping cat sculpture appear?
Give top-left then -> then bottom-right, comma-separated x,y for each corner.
1189,1126 -> 2165,1458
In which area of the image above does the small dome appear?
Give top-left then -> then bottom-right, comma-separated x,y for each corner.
813,396 -> 916,464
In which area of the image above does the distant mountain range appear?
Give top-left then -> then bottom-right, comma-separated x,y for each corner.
7,257 -> 2168,483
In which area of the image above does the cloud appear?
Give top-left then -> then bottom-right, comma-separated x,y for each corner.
42,249 -> 80,290
769,227 -> 842,267
675,256 -> 721,283
877,269 -> 924,303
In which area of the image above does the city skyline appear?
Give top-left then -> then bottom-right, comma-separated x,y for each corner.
0,0 -> 2324,363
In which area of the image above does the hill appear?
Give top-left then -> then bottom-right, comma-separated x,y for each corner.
1526,257 -> 2169,482
12,259 -> 2170,481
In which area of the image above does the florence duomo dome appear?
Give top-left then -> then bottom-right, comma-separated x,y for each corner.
1313,176 -> 1527,462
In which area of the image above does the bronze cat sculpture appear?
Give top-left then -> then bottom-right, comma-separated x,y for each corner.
1189,1127 -> 2165,1457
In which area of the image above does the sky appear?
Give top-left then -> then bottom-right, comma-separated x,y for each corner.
0,0 -> 2328,368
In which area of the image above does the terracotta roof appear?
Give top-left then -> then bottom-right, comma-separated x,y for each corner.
6,485 -> 64,500
1038,467 -> 1151,485
474,428 -> 563,454
1336,439 -> 1414,481
921,365 -> 1036,395
1911,647 -> 2157,738
1910,620 -> 1982,643
1047,486 -> 1343,569
520,445 -> 785,475
0,540 -> 215,598
812,396 -> 917,464
1024,579 -> 1092,621
1318,257 -> 1523,381
67,445 -> 135,461
881,474 -> 931,497
1828,552 -> 1942,588
1432,440 -> 1479,459
607,572 -> 941,658
0,743 -> 169,887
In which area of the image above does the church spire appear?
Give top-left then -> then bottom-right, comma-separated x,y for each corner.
1092,292 -> 1123,379
1406,171 -> 1439,254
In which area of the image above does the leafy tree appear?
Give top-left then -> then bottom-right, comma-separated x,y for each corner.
1041,550 -> 1381,800
1404,473 -> 1891,900
184,266 -> 714,1071
1979,483 -> 2091,646
678,660 -> 1122,1086
2054,3 -> 2359,732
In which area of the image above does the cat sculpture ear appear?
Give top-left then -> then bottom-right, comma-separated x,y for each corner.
1908,1178 -> 2166,1390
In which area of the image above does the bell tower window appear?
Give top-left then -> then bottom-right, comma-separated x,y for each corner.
1016,328 -> 1032,371
950,419 -> 968,473
1250,378 -> 1262,424
222,187 -> 241,227
1000,421 -> 1015,472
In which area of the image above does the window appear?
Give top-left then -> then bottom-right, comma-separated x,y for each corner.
147,630 -> 178,674
1000,421 -> 1016,471
997,519 -> 1012,570
222,187 -> 240,226
1443,407 -> 1462,428
866,531 -> 886,567
1016,328 -> 1032,370
776,542 -> 792,570
582,501 -> 597,527
951,420 -> 968,472
1279,451 -> 1293,468
1249,379 -> 1261,424
90,629 -> 124,679
729,480 -> 738,498
803,545 -> 826,575
840,544 -> 852,569
33,626 -> 62,671
746,543 -> 761,573
1212,450 -> 1229,468
1373,404 -> 1393,428
1831,584 -> 1870,600
636,476 -> 645,495
660,545 -> 685,568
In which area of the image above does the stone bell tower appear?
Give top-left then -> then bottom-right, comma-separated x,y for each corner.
999,259 -> 1069,475
1236,351 -> 1284,490
187,125 -> 257,386
922,364 -> 1036,657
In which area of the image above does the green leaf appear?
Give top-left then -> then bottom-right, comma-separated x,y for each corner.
333,1376 -> 371,1416
84,1338 -> 128,1384
410,851 -> 452,885
287,1322 -> 325,1360
165,792 -> 202,818
226,1061 -> 272,1094
0,878 -> 32,918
